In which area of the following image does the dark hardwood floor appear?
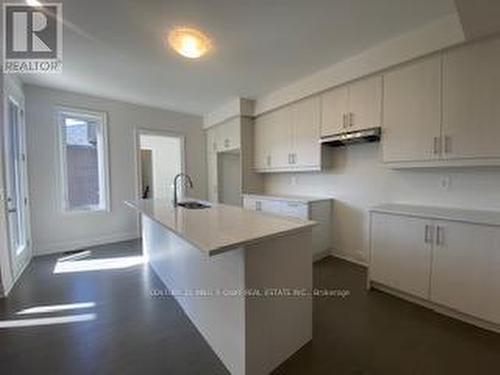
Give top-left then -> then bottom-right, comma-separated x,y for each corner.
1,240 -> 499,374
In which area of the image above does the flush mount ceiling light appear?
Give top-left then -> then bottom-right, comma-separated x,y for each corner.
167,27 -> 212,59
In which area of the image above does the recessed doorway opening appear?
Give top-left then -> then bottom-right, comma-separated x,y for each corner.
135,130 -> 185,204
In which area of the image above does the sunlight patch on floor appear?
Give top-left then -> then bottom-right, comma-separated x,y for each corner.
17,302 -> 96,315
0,314 -> 96,329
53,256 -> 144,274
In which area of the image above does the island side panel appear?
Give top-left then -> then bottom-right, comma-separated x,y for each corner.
244,229 -> 313,375
141,215 -> 246,375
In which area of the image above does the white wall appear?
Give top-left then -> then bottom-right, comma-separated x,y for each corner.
25,84 -> 206,255
140,134 -> 182,202
263,143 -> 500,264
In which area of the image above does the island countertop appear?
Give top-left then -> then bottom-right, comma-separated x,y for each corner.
126,199 -> 316,256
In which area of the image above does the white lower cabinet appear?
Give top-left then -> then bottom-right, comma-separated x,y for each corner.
370,209 -> 500,328
430,221 -> 500,325
243,195 -> 332,260
370,213 -> 432,299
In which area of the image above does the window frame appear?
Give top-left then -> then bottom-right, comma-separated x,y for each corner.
56,106 -> 110,214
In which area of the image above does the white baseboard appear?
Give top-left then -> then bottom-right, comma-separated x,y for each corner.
330,251 -> 368,267
34,231 -> 140,256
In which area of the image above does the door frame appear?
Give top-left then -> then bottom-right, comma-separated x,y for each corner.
133,127 -> 186,236
2,76 -> 32,284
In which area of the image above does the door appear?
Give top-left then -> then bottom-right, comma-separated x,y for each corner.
292,96 -> 321,168
4,98 -> 30,276
370,213 -> 432,299
430,221 -> 500,324
382,55 -> 442,163
320,85 -> 349,137
348,75 -> 382,132
442,38 -> 500,160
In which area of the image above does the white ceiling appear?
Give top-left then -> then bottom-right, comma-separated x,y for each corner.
20,0 -> 457,115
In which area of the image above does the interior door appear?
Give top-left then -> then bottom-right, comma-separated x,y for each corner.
430,220 -> 500,324
4,97 -> 30,276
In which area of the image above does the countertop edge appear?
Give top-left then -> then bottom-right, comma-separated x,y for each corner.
370,204 -> 500,227
126,201 -> 316,256
242,193 -> 333,204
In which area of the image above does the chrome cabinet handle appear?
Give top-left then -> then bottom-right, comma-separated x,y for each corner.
444,136 -> 452,154
433,137 -> 441,155
436,226 -> 444,246
293,153 -> 297,164
349,112 -> 354,127
266,155 -> 271,167
342,113 -> 347,129
424,224 -> 434,244
8,208 -> 17,213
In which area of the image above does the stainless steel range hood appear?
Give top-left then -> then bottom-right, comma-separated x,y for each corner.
320,127 -> 381,147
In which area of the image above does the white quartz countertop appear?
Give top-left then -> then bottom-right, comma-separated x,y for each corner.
371,203 -> 500,227
243,193 -> 332,204
126,199 -> 316,256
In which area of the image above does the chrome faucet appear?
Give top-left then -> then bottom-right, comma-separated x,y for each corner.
173,173 -> 193,207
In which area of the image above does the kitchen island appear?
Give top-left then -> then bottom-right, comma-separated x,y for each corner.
126,199 -> 315,375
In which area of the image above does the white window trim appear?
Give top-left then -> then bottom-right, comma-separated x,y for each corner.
56,106 -> 110,214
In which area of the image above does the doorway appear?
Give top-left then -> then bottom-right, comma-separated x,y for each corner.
136,130 -> 184,203
3,95 -> 31,277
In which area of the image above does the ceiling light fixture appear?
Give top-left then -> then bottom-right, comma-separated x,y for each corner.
167,27 -> 212,59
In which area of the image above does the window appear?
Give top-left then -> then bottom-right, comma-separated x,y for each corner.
57,108 -> 109,212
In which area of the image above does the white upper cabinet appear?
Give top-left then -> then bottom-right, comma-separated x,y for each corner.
254,113 -> 271,170
382,55 -> 442,163
321,75 -> 381,137
349,75 -> 382,132
442,38 -> 500,160
270,106 -> 293,169
214,118 -> 241,152
321,85 -> 349,137
292,96 -> 321,168
254,96 -> 323,172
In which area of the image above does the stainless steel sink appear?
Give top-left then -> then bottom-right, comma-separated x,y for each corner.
177,201 -> 211,209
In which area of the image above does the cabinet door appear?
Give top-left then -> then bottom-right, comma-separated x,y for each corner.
348,75 -> 382,131
382,55 -> 442,163
254,115 -> 271,170
292,96 -> 321,168
269,106 -> 293,169
321,85 -> 349,137
370,213 -> 432,299
443,38 -> 500,159
430,221 -> 500,324
217,118 -> 240,151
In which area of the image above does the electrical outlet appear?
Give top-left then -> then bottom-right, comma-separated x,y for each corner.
439,176 -> 451,191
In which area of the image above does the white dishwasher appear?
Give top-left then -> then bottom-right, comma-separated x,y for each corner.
243,194 -> 332,261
